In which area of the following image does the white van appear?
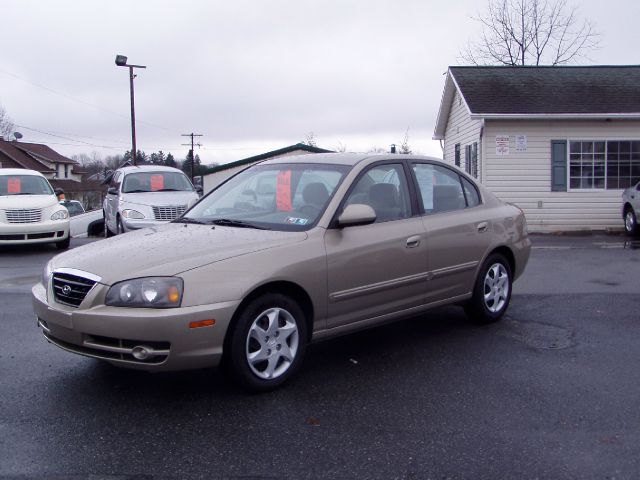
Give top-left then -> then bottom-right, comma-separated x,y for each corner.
0,169 -> 70,249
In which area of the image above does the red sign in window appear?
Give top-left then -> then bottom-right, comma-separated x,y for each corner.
276,170 -> 292,211
150,174 -> 164,191
7,177 -> 21,194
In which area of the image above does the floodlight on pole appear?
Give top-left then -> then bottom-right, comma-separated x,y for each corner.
115,54 -> 146,166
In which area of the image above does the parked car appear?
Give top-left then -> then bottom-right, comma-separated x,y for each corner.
0,168 -> 70,249
33,154 -> 531,391
103,165 -> 199,236
622,180 -> 640,236
59,200 -> 85,217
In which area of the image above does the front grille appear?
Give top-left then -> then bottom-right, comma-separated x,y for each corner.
5,208 -> 42,224
52,272 -> 97,307
152,205 -> 187,221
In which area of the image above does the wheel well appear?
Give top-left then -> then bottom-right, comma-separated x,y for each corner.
623,203 -> 634,216
228,281 -> 315,343
489,246 -> 516,275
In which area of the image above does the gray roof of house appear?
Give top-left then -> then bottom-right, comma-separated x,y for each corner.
450,65 -> 640,114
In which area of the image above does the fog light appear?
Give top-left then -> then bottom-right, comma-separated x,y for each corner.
131,345 -> 153,360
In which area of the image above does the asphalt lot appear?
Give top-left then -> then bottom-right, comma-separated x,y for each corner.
1,234 -> 639,479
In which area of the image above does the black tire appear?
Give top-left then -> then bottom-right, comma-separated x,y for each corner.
116,217 -> 124,235
624,207 -> 639,236
465,253 -> 512,324
224,293 -> 308,392
104,212 -> 114,238
55,237 -> 70,250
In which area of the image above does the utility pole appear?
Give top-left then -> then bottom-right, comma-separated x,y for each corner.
181,133 -> 203,183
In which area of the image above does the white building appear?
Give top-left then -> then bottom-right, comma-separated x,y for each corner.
434,66 -> 640,232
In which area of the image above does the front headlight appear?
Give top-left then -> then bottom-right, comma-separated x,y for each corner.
105,277 -> 183,308
42,260 -> 53,291
122,209 -> 145,219
51,209 -> 69,220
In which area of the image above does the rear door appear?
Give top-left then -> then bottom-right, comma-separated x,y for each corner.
410,162 -> 492,302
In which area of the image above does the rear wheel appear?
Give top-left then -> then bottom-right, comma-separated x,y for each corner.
465,253 -> 512,324
225,293 -> 307,392
624,207 -> 638,236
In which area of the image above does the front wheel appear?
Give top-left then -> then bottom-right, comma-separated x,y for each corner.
465,253 -> 512,324
624,207 -> 638,236
55,237 -> 70,250
104,212 -> 114,238
225,293 -> 307,392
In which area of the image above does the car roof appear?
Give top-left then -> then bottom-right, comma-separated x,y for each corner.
0,168 -> 46,177
118,165 -> 184,174
260,152 -> 444,167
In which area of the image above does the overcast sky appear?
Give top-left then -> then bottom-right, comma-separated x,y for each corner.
1,0 -> 639,166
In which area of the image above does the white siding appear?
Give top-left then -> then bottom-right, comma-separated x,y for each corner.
443,89 -> 482,180
483,119 -> 640,232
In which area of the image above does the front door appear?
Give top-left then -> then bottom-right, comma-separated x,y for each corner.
324,163 -> 428,328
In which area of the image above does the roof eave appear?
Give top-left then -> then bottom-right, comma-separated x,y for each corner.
469,113 -> 640,120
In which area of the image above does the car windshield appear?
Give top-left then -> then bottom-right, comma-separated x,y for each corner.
122,171 -> 194,193
0,175 -> 54,196
63,201 -> 84,216
183,163 -> 350,231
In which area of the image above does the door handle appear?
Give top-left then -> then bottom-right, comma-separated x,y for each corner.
406,235 -> 421,248
477,221 -> 489,233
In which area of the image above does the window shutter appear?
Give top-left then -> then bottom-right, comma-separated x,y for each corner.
551,140 -> 567,192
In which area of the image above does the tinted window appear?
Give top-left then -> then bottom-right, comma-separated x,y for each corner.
412,163 -> 466,214
345,164 -> 411,223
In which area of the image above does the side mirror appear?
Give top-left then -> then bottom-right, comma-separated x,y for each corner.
196,186 -> 204,196
337,204 -> 376,228
107,187 -> 118,195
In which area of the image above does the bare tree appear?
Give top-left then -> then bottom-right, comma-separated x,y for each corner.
400,128 -> 412,155
461,0 -> 599,66
0,105 -> 15,140
335,141 -> 347,153
303,132 -> 317,147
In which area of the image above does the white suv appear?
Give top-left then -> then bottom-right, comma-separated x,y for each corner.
103,165 -> 199,235
0,169 -> 70,249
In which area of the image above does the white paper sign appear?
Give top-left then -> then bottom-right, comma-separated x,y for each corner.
516,135 -> 527,152
496,135 -> 510,156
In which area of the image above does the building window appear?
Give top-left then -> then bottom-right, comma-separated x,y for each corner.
569,140 -> 640,190
454,144 -> 461,167
464,143 -> 478,178
64,164 -> 69,178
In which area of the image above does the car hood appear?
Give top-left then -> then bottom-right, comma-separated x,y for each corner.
0,194 -> 58,209
49,222 -> 308,285
120,191 -> 198,207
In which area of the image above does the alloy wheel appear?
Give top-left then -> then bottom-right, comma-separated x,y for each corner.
483,263 -> 510,313
245,307 -> 299,380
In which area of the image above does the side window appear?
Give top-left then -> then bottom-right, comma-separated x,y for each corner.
461,177 -> 481,207
454,144 -> 461,167
110,172 -> 121,191
345,164 -> 411,223
412,163 -> 466,214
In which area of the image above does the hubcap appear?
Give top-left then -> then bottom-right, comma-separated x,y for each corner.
245,307 -> 299,380
625,211 -> 635,232
483,263 -> 509,313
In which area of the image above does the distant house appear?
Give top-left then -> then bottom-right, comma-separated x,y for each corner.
433,65 -> 640,232
202,143 -> 333,193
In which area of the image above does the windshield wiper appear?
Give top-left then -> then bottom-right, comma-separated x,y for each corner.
124,189 -> 148,193
156,188 -> 183,192
210,218 -> 270,230
173,217 -> 208,225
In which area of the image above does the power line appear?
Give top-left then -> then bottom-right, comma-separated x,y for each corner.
0,67 -> 177,134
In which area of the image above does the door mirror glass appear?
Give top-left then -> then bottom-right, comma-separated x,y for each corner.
337,204 -> 376,227
107,187 -> 118,195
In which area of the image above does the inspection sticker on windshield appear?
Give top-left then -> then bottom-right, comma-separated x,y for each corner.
285,217 -> 309,225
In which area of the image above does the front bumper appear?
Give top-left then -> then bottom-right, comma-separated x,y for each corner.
0,220 -> 69,245
120,217 -> 167,232
32,282 -> 240,371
